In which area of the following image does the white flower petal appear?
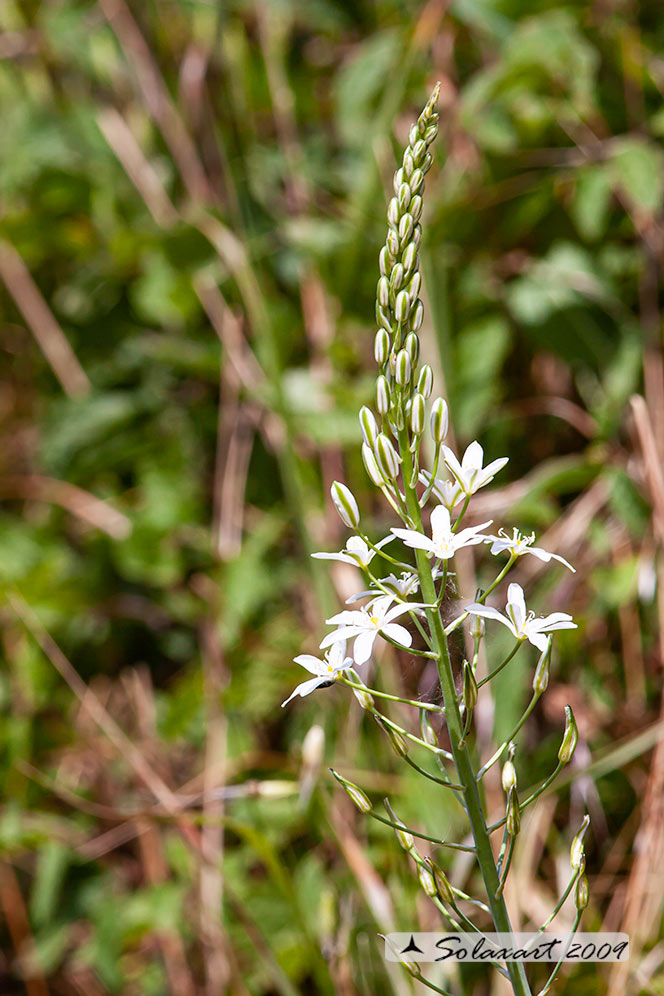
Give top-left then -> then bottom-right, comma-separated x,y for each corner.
507,584 -> 527,630
353,630 -> 376,664
281,676 -> 328,707
391,527 -> 436,553
382,623 -> 413,647
292,654 -> 327,676
320,626 -> 363,649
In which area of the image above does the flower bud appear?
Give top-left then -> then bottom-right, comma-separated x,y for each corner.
558,705 -> 578,764
385,800 -> 414,851
502,759 -> 517,793
417,364 -> 434,398
410,168 -> 424,194
397,182 -> 411,213
375,715 -> 409,757
374,328 -> 390,366
506,786 -> 520,837
422,152 -> 433,175
387,229 -> 400,257
419,711 -> 438,747
377,276 -> 390,308
379,245 -> 392,276
408,124 -> 419,147
418,863 -> 436,897
410,194 -> 423,221
430,397 -> 449,444
331,481 -> 360,529
398,212 -> 414,245
359,406 -> 379,448
411,298 -> 424,331
362,443 -> 384,486
408,271 -> 422,302
570,815 -> 590,871
376,375 -> 390,414
405,332 -> 420,365
376,302 -> 392,332
395,290 -> 410,323
395,349 -> 411,387
329,768 -> 372,813
462,660 -> 478,712
575,873 -> 589,911
403,150 -> 414,177
532,639 -> 551,696
424,857 -> 454,903
387,197 -> 399,227
423,123 -> 438,144
402,242 -> 417,275
375,433 -> 401,479
469,614 -> 485,640
412,225 -> 422,249
393,168 -> 404,193
412,139 -> 427,164
410,393 -> 426,435
389,262 -> 405,294
353,686 -> 375,710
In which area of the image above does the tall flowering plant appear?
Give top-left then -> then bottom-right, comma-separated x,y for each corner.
284,86 -> 588,996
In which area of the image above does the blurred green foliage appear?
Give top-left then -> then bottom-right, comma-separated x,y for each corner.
0,1 -> 663,994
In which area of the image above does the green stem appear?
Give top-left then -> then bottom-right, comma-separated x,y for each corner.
397,425 -> 533,996
403,754 -> 463,791
477,643 -> 521,688
341,675 -> 440,711
488,762 -> 565,833
367,810 -> 475,851
476,691 -> 541,781
536,910 -> 583,996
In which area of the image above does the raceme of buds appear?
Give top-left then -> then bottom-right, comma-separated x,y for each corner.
330,769 -> 372,813
375,433 -> 401,479
418,863 -> 437,898
359,406 -> 379,448
506,786 -> 520,837
424,857 -> 454,904
430,397 -> 449,444
533,639 -> 552,695
462,660 -> 478,712
362,443 -> 384,486
410,393 -> 426,435
376,375 -> 390,414
502,758 -> 517,793
575,873 -> 589,911
570,815 -> 590,871
558,705 -> 578,764
417,364 -> 434,398
374,328 -> 390,366
331,481 -> 360,529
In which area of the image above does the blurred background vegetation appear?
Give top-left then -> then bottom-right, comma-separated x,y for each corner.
0,1 -> 663,994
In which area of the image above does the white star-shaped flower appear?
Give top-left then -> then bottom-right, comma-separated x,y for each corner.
281,641 -> 353,707
320,595 -> 427,665
391,505 -> 491,560
465,583 -> 576,652
346,571 -> 420,604
311,534 -> 394,568
487,528 -> 575,572
418,470 -> 464,509
442,441 -> 508,496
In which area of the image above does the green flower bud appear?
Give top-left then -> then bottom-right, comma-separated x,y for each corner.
387,229 -> 400,257
412,225 -> 422,249
374,328 -> 390,366
375,715 -> 409,756
398,183 -> 411,213
359,406 -> 379,448
408,124 -> 418,146
385,800 -> 414,851
558,705 -> 578,764
387,197 -> 399,227
506,786 -> 520,837
424,857 -> 454,903
362,443 -> 384,486
501,759 -> 517,793
469,614 -> 485,640
329,768 -> 372,813
532,639 -> 551,696
398,213 -> 414,245
423,123 -> 438,144
462,660 -> 478,712
430,397 -> 449,444
575,873 -> 589,911
412,138 -> 427,164
408,271 -> 421,302
330,481 -> 360,529
410,194 -> 423,221
395,290 -> 410,323
570,815 -> 590,871
418,863 -> 436,897
419,710 -> 438,746
393,168 -> 404,193
402,242 -> 417,276
389,263 -> 405,294
377,276 -> 390,309
411,298 -> 424,331
405,332 -> 420,365
375,433 -> 401,479
417,364 -> 434,398
410,393 -> 426,435
422,152 -> 433,175
403,150 -> 415,177
410,168 -> 424,195
395,349 -> 411,386
379,245 -> 392,276
376,375 -> 390,415
353,685 -> 375,711
376,302 -> 392,332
